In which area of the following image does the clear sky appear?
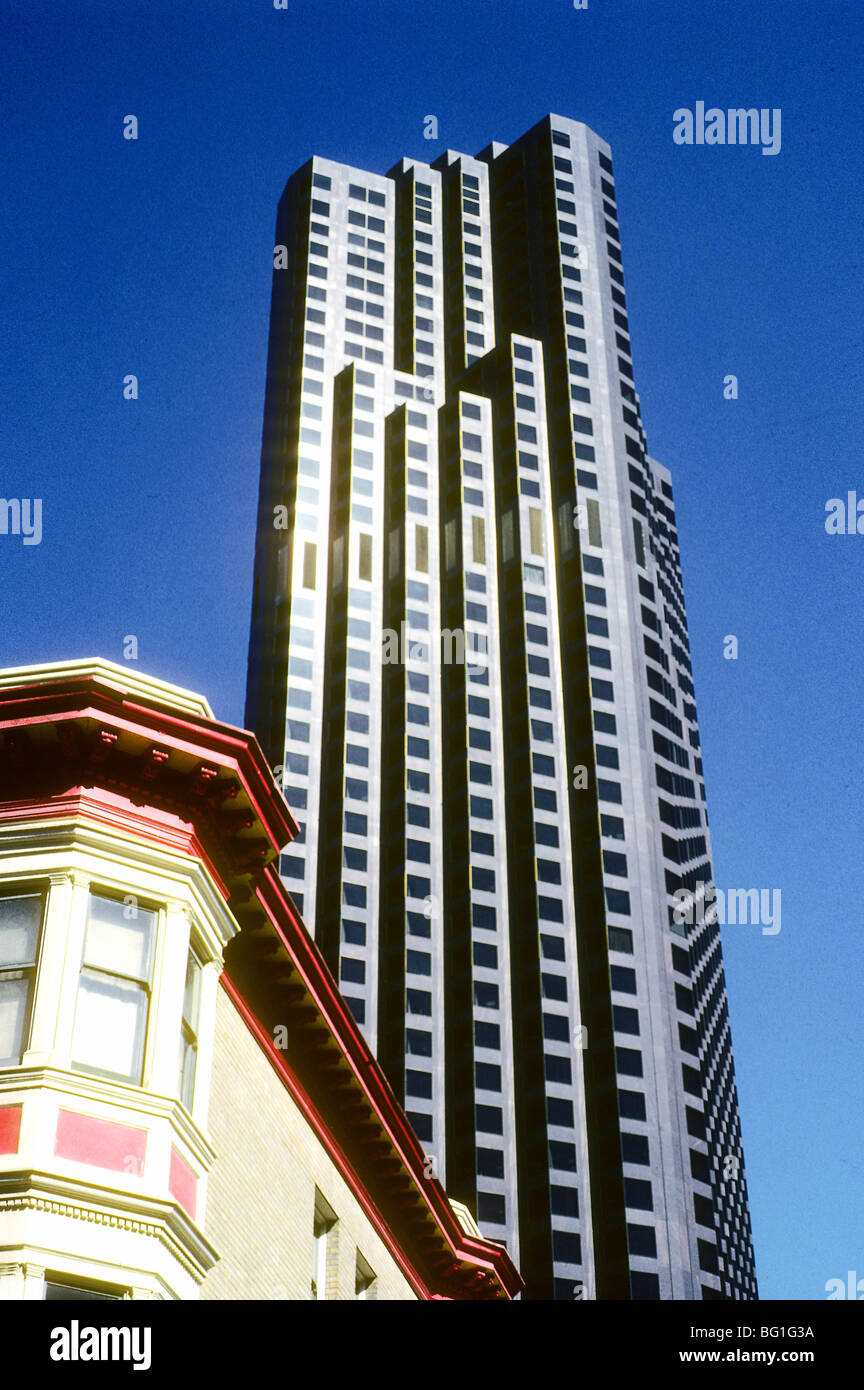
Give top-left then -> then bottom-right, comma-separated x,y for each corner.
1,0 -> 862,1301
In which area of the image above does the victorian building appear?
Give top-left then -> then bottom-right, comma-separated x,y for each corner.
0,658 -> 519,1301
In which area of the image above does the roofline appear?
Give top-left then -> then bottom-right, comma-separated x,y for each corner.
0,660 -> 522,1299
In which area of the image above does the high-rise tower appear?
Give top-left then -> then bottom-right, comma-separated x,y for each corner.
246,114 -> 757,1300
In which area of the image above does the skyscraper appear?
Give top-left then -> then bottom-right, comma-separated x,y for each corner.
245,114 -> 757,1300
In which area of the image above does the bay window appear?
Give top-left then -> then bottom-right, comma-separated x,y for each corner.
179,948 -> 203,1110
0,892 -> 43,1066
71,893 -> 155,1085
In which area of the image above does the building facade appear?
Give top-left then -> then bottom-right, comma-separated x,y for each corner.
245,114 -> 758,1299
0,659 -> 520,1301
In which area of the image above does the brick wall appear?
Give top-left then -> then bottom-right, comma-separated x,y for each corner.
199,986 -> 417,1301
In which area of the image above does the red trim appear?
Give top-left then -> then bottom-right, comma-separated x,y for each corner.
0,681 -> 298,847
0,666 -> 521,1299
0,1105 -> 22,1155
0,789 -> 232,902
169,1146 -> 197,1219
250,868 -> 515,1280
54,1108 -> 148,1176
221,974 -> 434,1300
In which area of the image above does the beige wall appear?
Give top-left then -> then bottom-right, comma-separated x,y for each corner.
200,987 -> 418,1301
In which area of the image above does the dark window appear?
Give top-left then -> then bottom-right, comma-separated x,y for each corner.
477,1192 -> 507,1226
538,897 -> 564,923
610,965 -> 637,993
552,1231 -> 582,1265
698,1239 -> 719,1275
613,1005 -> 639,1035
44,1279 -> 122,1301
549,1141 -> 577,1172
545,1053 -> 572,1083
686,1106 -> 706,1139
406,1028 -> 432,1056
631,1271 -> 661,1300
616,1046 -> 643,1077
542,972 -> 568,1001
540,933 -> 565,960
472,903 -> 497,930
344,995 -> 365,1025
550,1185 -> 579,1218
476,1061 -> 501,1091
694,1194 -> 714,1227
476,1104 -> 503,1134
627,1223 -> 657,1258
682,1064 -> 702,1096
406,1068 -> 433,1099
608,926 -> 633,953
547,1097 -> 574,1128
474,981 -> 499,1009
475,1021 -> 500,1050
407,989 -> 432,1016
406,1110 -> 432,1142
618,1089 -> 646,1120
406,949 -> 431,976
624,1177 -> 653,1211
690,1150 -> 711,1183
477,1148 -> 504,1178
605,887 -> 631,916
340,957 -> 365,985
543,1013 -> 570,1042
622,1132 -> 650,1165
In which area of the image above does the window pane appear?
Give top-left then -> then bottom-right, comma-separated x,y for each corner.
0,895 -> 42,968
180,1032 -> 197,1110
72,972 -> 148,1081
44,1281 -> 121,1301
0,976 -> 30,1065
183,952 -> 202,1030
84,896 -> 154,982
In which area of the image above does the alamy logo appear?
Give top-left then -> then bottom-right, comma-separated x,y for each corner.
825,1271 -> 864,1300
50,1321 -> 151,1371
672,882 -> 781,935
673,103 -> 781,156
0,496 -> 42,545
381,622 -> 488,675
825,493 -> 864,534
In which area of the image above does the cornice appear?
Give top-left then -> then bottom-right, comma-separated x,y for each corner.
0,1067 -> 217,1169
0,1170 -> 218,1282
0,817 -> 238,957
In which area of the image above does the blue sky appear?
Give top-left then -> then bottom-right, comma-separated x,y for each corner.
1,0 -> 862,1300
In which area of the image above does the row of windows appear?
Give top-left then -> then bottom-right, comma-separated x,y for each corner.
312,1189 -> 377,1299
0,890 -> 201,1103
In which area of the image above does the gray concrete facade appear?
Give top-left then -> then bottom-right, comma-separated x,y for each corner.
245,115 -> 757,1300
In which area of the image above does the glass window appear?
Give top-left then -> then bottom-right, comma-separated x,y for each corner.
311,1197 -> 336,1299
406,1028 -> 432,1055
358,533 -> 373,581
0,893 -> 43,1066
477,1192 -> 506,1226
179,948 -> 203,1110
472,516 -> 486,566
355,1252 -> 377,1299
477,1147 -> 504,1179
44,1278 -> 122,1301
71,894 -> 156,1085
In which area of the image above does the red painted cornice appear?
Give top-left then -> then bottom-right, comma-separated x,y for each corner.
0,662 -> 522,1301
